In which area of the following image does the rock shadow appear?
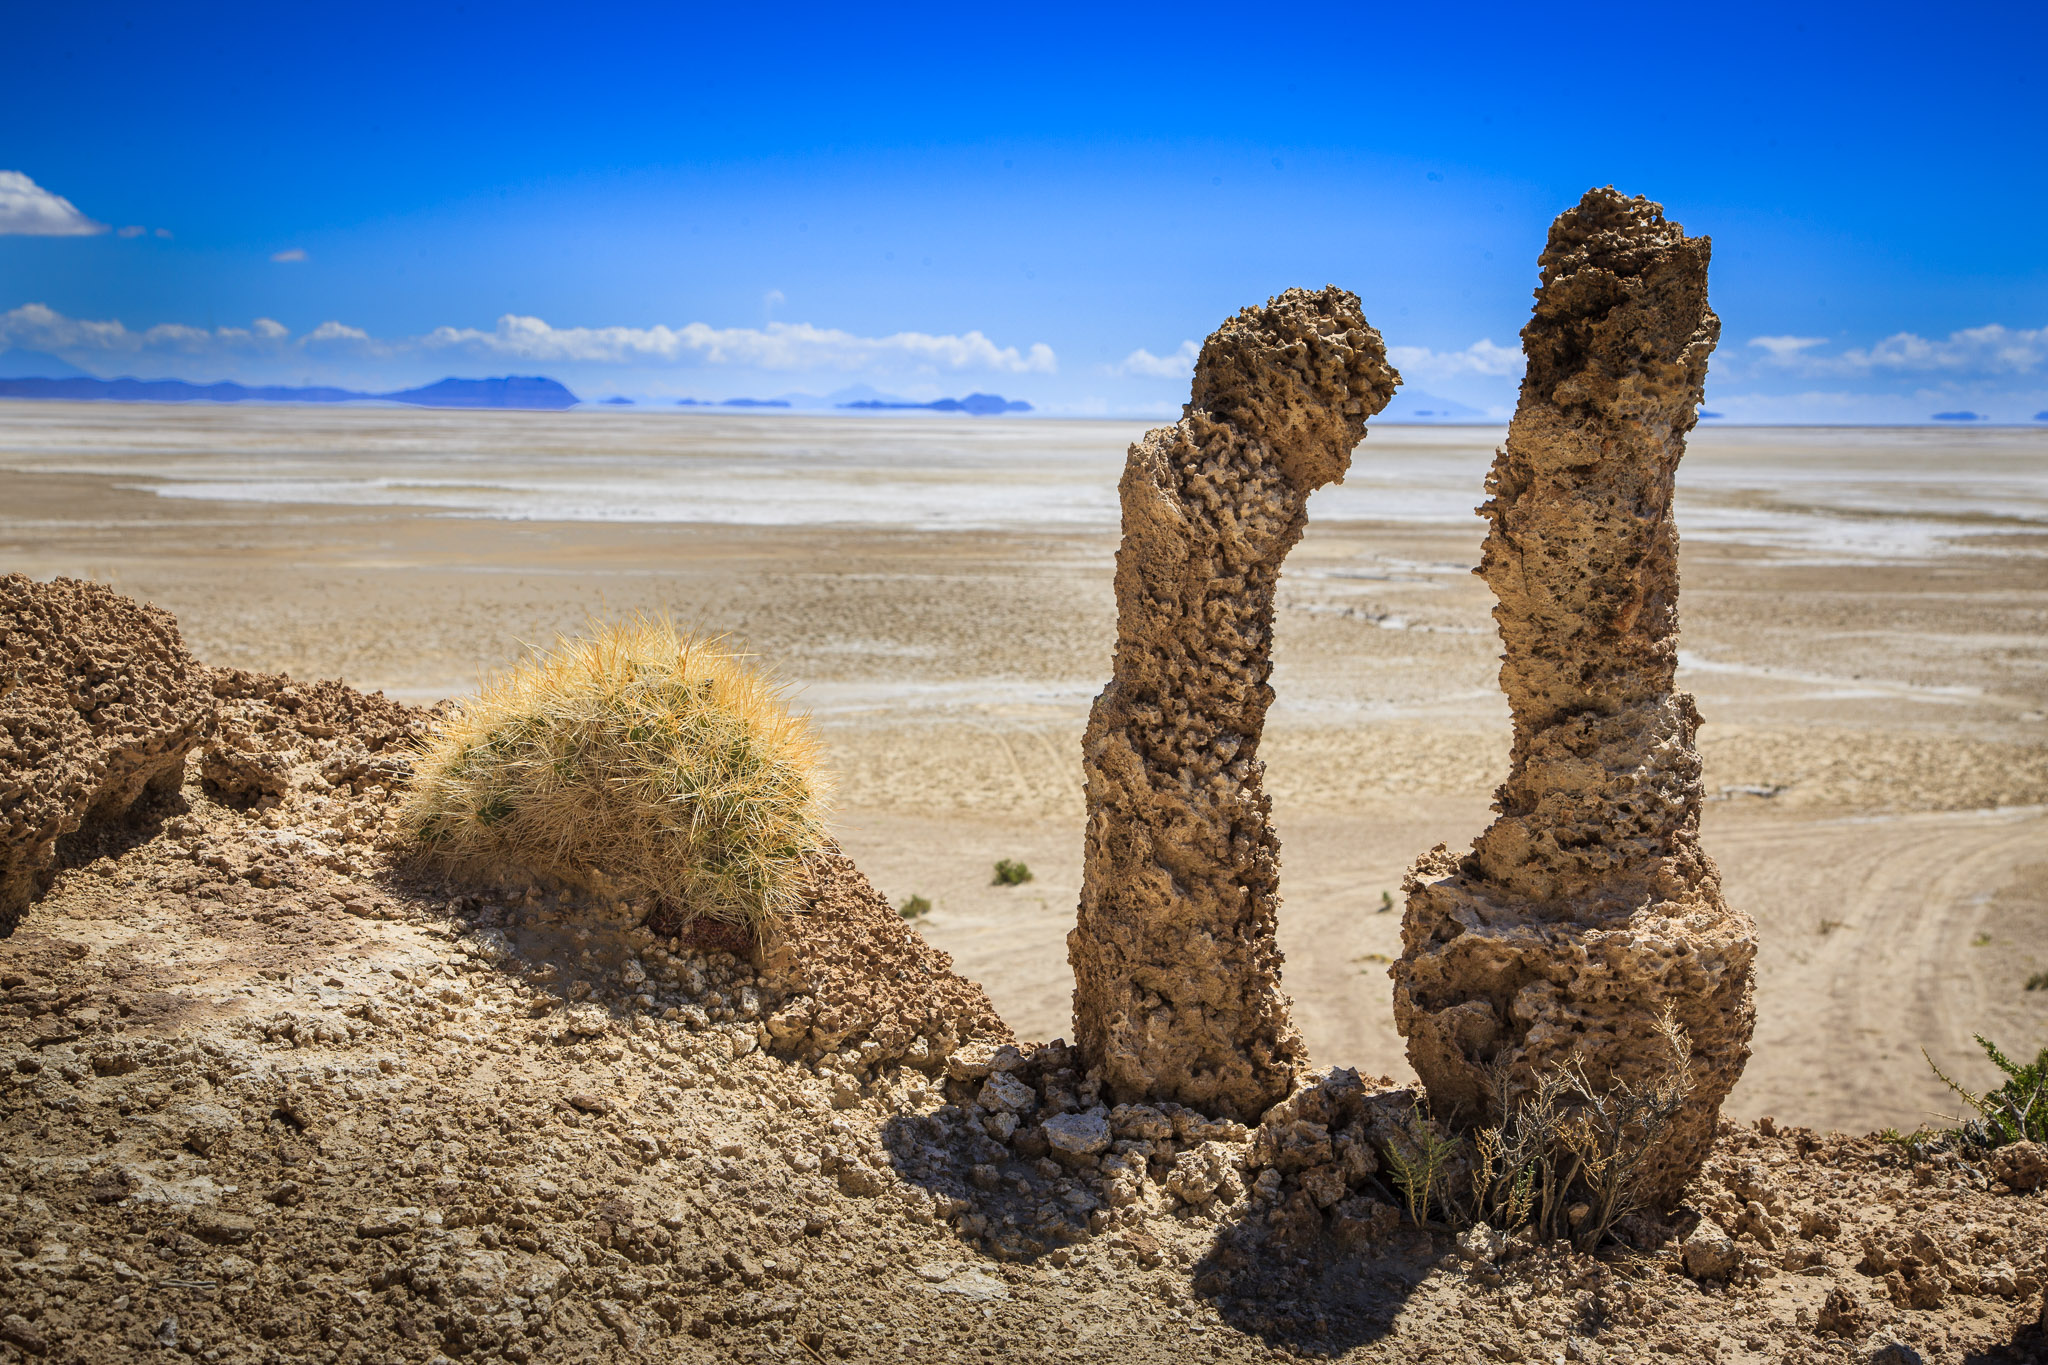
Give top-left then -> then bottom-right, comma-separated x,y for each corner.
876,1051 -> 1446,1355
1188,1202 -> 1440,1355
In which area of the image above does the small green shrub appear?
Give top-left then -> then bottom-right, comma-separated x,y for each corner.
897,894 -> 932,920
2026,971 -> 2047,992
1384,1105 -> 1461,1227
1924,1035 -> 2048,1148
992,859 -> 1033,886
1379,890 -> 1395,913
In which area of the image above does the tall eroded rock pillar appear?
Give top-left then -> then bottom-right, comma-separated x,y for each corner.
1070,287 -> 1400,1121
1391,189 -> 1756,1204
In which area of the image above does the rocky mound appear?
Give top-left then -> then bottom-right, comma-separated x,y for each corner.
1,574 -> 214,930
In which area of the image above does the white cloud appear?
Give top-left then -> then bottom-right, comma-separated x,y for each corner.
1748,335 -> 1829,358
0,171 -> 106,236
117,225 -> 146,239
420,314 -> 1058,373
0,302 -> 241,355
1116,340 -> 1199,378
0,303 -> 1056,378
304,320 -> 371,344
271,248 -> 308,263
1750,324 -> 2048,377
1385,337 -> 1522,383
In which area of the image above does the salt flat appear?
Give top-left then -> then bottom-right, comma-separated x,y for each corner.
2,400 -> 2044,1132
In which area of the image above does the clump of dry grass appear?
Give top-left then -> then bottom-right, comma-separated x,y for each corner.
403,618 -> 830,931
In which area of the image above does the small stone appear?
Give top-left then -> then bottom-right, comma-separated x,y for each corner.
918,1267 -> 1009,1302
1457,1221 -> 1506,1264
946,1039 -> 1001,1081
357,1208 -> 421,1238
0,1314 -> 49,1357
1164,1142 -> 1235,1204
1681,1223 -> 1742,1280
1987,1140 -> 2048,1192
182,1104 -> 238,1156
188,1209 -> 256,1246
1109,1105 -> 1172,1141
1042,1109 -> 1111,1158
1817,1287 -> 1864,1337
565,1092 -> 611,1115
977,1071 -> 1036,1114
1866,1343 -> 1923,1365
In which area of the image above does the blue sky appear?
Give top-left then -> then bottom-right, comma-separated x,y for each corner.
3,1 -> 2045,421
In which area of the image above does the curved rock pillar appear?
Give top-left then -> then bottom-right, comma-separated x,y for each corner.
1069,286 -> 1400,1122
1392,188 -> 1755,1205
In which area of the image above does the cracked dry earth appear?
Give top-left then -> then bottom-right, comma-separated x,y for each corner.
3,671 -> 2047,1365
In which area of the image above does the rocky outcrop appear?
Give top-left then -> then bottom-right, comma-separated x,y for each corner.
759,850 -> 1012,1072
1069,287 -> 1400,1121
1391,188 -> 1755,1205
0,575 -> 213,929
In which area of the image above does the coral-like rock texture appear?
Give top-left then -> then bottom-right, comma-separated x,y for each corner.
1392,188 -> 1754,1205
1070,286 -> 1399,1121
0,574 -> 213,929
759,849 -> 1013,1069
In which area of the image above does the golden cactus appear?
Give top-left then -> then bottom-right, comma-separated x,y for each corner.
403,618 -> 830,930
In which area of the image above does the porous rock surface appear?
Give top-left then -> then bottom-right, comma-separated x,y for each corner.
1069,286 -> 1399,1121
758,850 -> 1013,1072
0,575 -> 213,929
1392,188 -> 1756,1205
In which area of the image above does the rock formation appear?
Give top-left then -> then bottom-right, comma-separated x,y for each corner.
1391,188 -> 1755,1204
1070,286 -> 1400,1121
0,575 -> 213,930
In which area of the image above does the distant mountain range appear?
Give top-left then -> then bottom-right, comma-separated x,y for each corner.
839,392 -> 1031,415
674,390 -> 1031,415
0,373 -> 580,409
1378,389 -> 1492,423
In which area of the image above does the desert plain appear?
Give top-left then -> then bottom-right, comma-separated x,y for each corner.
2,399 -> 2042,1136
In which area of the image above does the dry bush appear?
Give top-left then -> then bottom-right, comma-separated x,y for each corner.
403,618 -> 830,931
1462,1010 -> 1695,1250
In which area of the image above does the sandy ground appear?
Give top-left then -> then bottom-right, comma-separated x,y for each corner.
3,402 -> 2045,1136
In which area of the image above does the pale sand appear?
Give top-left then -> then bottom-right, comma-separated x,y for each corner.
3,401 -> 2045,1133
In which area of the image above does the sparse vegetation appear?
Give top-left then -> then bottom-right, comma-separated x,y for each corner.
1379,890 -> 1395,913
1970,932 -> 1993,947
897,894 -> 932,920
2028,971 -> 2048,992
1923,1034 -> 2048,1148
402,617 -> 830,932
1384,1104 -> 1461,1227
1817,917 -> 1849,936
1463,1010 -> 1696,1250
992,858 -> 1033,886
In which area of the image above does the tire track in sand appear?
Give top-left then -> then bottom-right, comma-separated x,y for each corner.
1713,804 -> 2048,1133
